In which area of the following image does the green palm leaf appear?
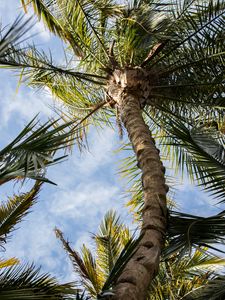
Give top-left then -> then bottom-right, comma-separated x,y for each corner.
161,118 -> 225,201
55,228 -> 102,297
0,43 -> 106,84
0,16 -> 31,55
150,248 -> 219,300
8,0 -> 224,133
21,0 -> 79,52
20,0 -> 122,70
0,116 -> 82,185
100,233 -> 142,295
94,210 -> 131,277
165,210 -> 225,258
0,263 -> 75,299
0,182 -> 41,247
55,211 -> 140,298
0,258 -> 19,269
182,275 -> 225,300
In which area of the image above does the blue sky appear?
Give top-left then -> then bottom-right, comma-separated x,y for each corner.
0,1 -> 222,284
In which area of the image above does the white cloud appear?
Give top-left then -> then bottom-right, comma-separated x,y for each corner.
50,182 -> 121,221
4,209 -> 62,270
72,127 -> 117,176
73,233 -> 94,252
0,84 -> 54,127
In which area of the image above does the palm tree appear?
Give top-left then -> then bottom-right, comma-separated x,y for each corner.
55,210 -> 225,300
0,1 -> 224,299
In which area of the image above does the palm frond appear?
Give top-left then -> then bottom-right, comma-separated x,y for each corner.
0,116 -> 82,184
149,0 -> 225,67
101,233 -> 142,293
150,247 -> 218,299
164,210 -> 225,258
179,248 -> 225,273
94,210 -> 131,278
55,211 -> 139,298
114,1 -> 170,66
20,0 -> 122,69
0,182 -> 41,247
140,1 -> 225,114
27,65 -> 114,129
55,228 -> 101,297
160,118 -> 225,202
149,249 -> 214,300
74,291 -> 90,300
21,0 -> 79,50
0,43 -> 106,84
0,16 -> 31,55
0,263 -> 75,299
0,258 -> 19,269
182,275 -> 225,300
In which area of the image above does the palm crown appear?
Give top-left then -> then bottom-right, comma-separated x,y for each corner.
10,0 -> 224,197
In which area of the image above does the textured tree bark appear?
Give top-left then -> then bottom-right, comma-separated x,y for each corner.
111,91 -> 168,300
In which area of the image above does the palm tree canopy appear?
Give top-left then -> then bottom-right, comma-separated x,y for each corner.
3,0 -> 221,199
0,0 -> 220,126
15,0 -> 224,110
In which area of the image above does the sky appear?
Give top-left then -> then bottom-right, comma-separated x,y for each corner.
0,0 -> 223,285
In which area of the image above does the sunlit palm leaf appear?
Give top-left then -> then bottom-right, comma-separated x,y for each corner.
55,228 -> 102,297
150,248 -> 220,299
94,210 -> 131,278
12,0 -> 224,137
21,0 -> 80,53
0,43 -> 106,84
0,16 -> 113,130
0,258 -> 19,269
57,210 -> 225,299
101,234 -> 142,293
20,0 -> 123,70
56,211 -> 139,298
182,275 -> 225,300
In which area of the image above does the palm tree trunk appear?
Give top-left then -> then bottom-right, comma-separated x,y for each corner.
112,91 -> 168,300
